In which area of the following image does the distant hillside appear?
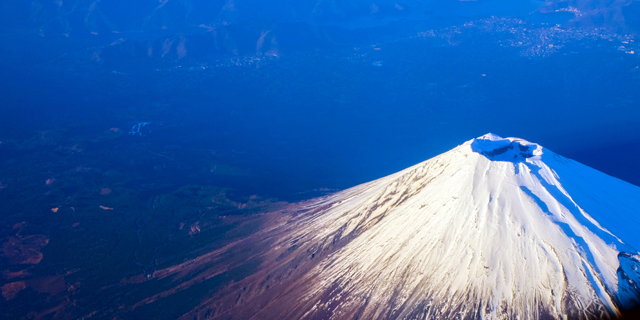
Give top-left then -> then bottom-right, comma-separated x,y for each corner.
3,0 -> 638,36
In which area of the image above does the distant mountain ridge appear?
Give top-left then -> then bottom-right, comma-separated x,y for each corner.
3,0 -> 639,36
2,0 -> 638,69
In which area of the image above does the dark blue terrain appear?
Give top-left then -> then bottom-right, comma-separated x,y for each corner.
0,0 -> 639,318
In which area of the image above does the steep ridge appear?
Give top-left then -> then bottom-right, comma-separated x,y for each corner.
181,134 -> 640,320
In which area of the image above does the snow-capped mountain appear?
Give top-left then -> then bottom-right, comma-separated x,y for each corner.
193,133 -> 640,320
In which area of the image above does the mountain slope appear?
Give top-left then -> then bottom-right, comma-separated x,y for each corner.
145,134 -> 640,320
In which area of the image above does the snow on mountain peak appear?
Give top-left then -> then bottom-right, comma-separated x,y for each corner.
469,133 -> 543,162
199,134 -> 640,320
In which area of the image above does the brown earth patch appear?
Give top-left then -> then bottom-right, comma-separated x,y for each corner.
30,276 -> 67,296
189,222 -> 201,236
2,235 -> 49,265
12,222 -> 26,230
3,269 -> 30,279
2,281 -> 26,300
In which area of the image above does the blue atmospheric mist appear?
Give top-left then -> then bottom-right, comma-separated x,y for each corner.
3,3 -> 640,319
1,0 -> 640,201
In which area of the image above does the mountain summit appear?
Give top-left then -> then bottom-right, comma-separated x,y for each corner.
182,134 -> 640,320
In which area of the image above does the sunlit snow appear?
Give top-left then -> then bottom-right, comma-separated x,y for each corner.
264,133 -> 640,319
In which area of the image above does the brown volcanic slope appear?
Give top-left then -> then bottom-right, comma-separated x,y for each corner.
112,135 -> 640,320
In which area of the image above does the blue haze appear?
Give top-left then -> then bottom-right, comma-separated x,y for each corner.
1,0 -> 640,201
